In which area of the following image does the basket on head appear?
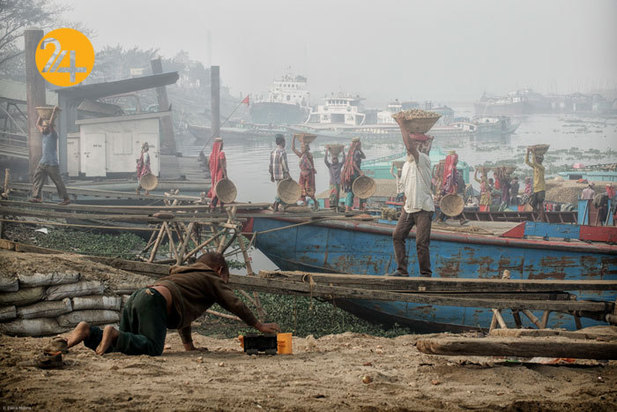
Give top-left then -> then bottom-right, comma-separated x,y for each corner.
529,144 -> 550,155
392,160 -> 405,169
36,106 -> 60,121
352,176 -> 376,199
326,144 -> 344,156
277,178 -> 302,204
139,173 -> 158,191
214,178 -> 237,203
504,166 -> 517,174
439,193 -> 464,217
392,109 -> 441,134
295,133 -> 317,145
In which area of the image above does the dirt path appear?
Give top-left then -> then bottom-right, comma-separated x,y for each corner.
1,332 -> 615,411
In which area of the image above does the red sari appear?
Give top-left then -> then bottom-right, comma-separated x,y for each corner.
207,141 -> 226,199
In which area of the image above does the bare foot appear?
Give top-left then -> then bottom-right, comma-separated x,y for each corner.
66,321 -> 90,348
96,326 -> 119,355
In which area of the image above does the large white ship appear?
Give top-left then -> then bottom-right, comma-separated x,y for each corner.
250,73 -> 311,125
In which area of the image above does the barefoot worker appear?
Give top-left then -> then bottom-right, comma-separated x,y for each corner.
292,134 -> 318,209
29,106 -> 70,205
207,137 -> 227,210
390,121 -> 434,278
62,251 -> 280,356
269,134 -> 290,211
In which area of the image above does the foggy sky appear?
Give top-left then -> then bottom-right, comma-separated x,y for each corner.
61,0 -> 617,106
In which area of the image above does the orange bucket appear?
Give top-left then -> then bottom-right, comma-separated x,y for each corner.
277,333 -> 293,355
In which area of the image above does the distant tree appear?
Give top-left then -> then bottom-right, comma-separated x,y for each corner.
0,0 -> 94,80
88,45 -> 159,83
0,1 -> 66,71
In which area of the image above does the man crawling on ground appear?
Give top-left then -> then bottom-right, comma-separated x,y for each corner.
59,251 -> 279,356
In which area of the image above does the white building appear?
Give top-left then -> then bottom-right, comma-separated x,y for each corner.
71,112 -> 168,177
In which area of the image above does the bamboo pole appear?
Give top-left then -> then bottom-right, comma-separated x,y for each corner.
184,229 -> 226,261
492,309 -> 508,329
522,310 -> 543,329
163,222 -> 178,261
148,224 -> 167,263
176,222 -> 195,265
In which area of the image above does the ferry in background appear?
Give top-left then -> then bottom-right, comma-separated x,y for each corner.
305,94 -> 366,126
250,73 -> 311,125
474,89 -> 551,116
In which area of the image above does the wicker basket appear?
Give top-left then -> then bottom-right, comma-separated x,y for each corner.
295,133 -> 317,145
352,176 -> 376,199
36,106 -> 60,120
529,144 -> 550,155
277,178 -> 302,204
214,178 -> 237,203
139,173 -> 158,191
504,166 -> 517,174
439,193 -> 464,217
392,110 -> 441,134
326,144 -> 344,156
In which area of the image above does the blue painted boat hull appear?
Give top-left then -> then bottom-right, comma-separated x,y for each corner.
250,216 -> 617,332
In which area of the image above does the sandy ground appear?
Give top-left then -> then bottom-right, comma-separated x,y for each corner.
1,331 -> 616,411
1,249 -> 616,410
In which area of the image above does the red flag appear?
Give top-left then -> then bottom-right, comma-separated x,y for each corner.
241,95 -> 249,105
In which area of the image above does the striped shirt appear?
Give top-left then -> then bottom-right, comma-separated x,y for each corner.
270,146 -> 289,180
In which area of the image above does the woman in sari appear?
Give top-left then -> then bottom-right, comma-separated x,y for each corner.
207,138 -> 227,210
292,135 -> 318,209
341,138 -> 366,212
136,142 -> 152,196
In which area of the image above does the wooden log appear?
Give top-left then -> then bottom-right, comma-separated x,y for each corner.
258,270 -> 617,292
522,309 -> 544,329
489,327 -> 617,341
25,29 -> 46,179
84,256 -> 169,277
230,275 -> 613,314
416,336 -> 617,360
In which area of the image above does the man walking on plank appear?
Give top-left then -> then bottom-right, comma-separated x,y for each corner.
390,118 -> 434,277
60,251 -> 279,355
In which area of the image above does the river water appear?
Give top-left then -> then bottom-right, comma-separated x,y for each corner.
177,106 -> 617,270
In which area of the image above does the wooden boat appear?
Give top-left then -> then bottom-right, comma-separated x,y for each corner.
246,214 -> 617,332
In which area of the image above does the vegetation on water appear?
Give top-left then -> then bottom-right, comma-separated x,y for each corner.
201,292 -> 413,339
7,225 -> 146,259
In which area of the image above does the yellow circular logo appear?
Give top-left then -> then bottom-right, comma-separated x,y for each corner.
35,28 -> 95,87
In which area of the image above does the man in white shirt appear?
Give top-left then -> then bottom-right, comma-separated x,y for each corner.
580,184 -> 595,200
390,130 -> 434,277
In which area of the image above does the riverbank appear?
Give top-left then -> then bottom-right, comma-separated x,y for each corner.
1,331 -> 616,411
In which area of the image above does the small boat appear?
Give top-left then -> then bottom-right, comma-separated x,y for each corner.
247,214 -> 617,332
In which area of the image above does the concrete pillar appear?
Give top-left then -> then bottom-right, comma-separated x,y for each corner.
151,58 -> 176,154
210,66 -> 220,139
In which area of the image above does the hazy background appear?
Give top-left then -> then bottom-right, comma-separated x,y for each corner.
62,0 -> 617,106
